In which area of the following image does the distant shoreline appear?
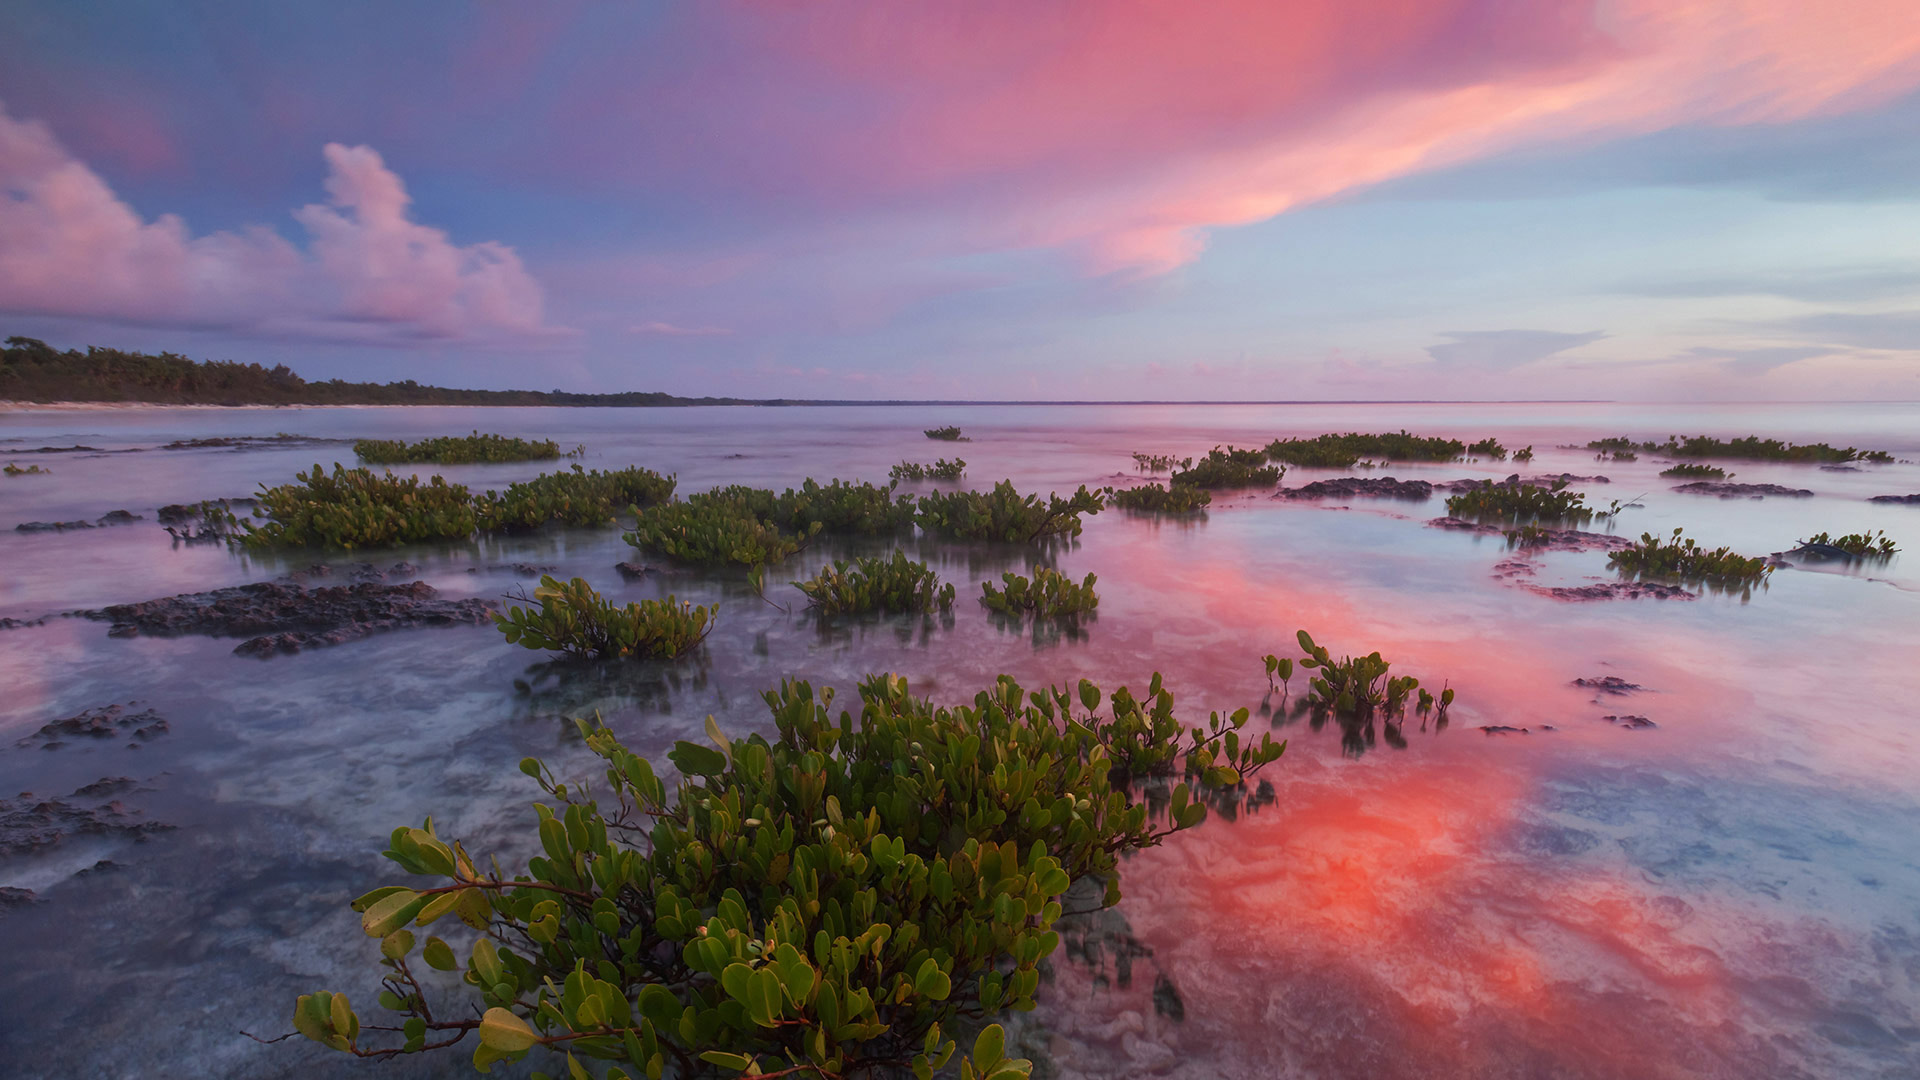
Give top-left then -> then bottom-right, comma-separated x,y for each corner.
0,398 -> 1622,412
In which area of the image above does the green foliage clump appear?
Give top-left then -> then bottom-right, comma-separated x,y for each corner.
625,499 -> 817,568
1443,479 -> 1607,524
1466,438 -> 1507,460
793,552 -> 956,614
354,431 -> 565,465
240,464 -> 477,549
475,465 -> 675,530
1511,446 -> 1534,463
915,481 -> 1107,543
1801,530 -> 1898,558
924,426 -> 966,441
1660,463 -> 1729,479
1170,447 -> 1281,489
3,462 -> 49,475
1264,431 -> 1465,467
291,669 -> 1282,1076
981,567 -> 1098,618
1131,452 -> 1192,473
1608,528 -> 1771,589
1588,434 -> 1890,464
695,481 -> 917,537
1292,629 -> 1451,721
889,459 -> 966,482
494,576 -> 713,659
1110,483 -> 1211,513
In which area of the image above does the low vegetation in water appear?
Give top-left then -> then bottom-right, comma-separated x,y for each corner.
3,462 -> 49,475
240,465 -> 478,550
1801,530 -> 1899,558
624,498 -> 819,568
915,481 -> 1106,542
1503,524 -> 1552,548
1131,452 -> 1193,472
1264,431 -> 1466,467
1511,446 -> 1534,463
981,566 -> 1099,618
1170,446 -> 1281,488
1608,528 -> 1772,589
701,480 -> 917,536
1466,438 -> 1508,460
923,425 -> 966,441
353,431 -> 567,465
1660,463 -> 1729,480
889,459 -> 965,482
493,575 -> 713,659
1443,479 -> 1609,524
1292,629 -> 1452,721
1111,483 -> 1211,513
163,500 -> 245,543
793,551 -> 956,614
291,670 -> 1281,1076
474,465 -> 675,531
1589,434 -> 1890,464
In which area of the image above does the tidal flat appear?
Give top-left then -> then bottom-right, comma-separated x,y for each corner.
3,400 -> 1919,1079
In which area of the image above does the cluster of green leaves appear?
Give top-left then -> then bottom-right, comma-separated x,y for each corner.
293,669 -> 1282,1077
702,481 -> 917,537
1466,438 -> 1507,459
164,500 -> 245,542
1263,431 -> 1465,467
476,466 -> 677,530
1660,463 -> 1729,479
1503,525 -> 1552,549
494,576 -> 714,660
980,567 -> 1098,618
914,481 -> 1107,543
1130,452 -> 1192,472
625,499 -> 819,569
1511,446 -> 1534,463
924,426 -> 966,441
240,464 -> 478,550
1110,483 -> 1211,513
354,431 -> 566,465
3,461 -> 49,475
1801,530 -> 1899,558
1169,447 -> 1281,489
1443,479 -> 1607,524
1588,434 -> 1890,464
1608,527 -> 1772,589
793,552 -> 956,614
889,459 -> 966,482
1291,630 -> 1452,721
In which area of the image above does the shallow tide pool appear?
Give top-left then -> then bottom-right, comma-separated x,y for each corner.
2,402 -> 1917,1079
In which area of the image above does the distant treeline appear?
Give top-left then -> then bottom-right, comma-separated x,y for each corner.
0,337 -> 761,407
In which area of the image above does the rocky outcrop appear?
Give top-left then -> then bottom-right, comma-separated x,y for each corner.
1672,481 -> 1813,498
15,510 -> 143,532
18,703 -> 169,749
1527,582 -> 1696,601
1869,493 -> 1920,505
78,576 -> 495,656
0,780 -> 172,858
1277,477 -> 1434,500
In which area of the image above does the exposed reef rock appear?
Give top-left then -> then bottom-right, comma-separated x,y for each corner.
1528,582 -> 1697,602
1672,481 -> 1813,498
15,510 -> 143,533
77,576 -> 494,656
1869,493 -> 1920,505
615,561 -> 655,579
1277,477 -> 1434,500
1574,676 -> 1644,696
1526,472 -> 1610,484
466,563 -> 557,577
0,780 -> 172,858
0,616 -> 49,631
19,703 -> 169,749
159,434 -> 348,451
1602,714 -> 1658,729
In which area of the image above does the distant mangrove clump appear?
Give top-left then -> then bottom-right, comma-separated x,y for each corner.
1660,463 -> 1730,480
241,465 -> 479,550
474,465 -> 675,531
354,431 -> 567,465
924,426 -> 967,441
981,566 -> 1099,618
1170,447 -> 1281,488
1264,431 -> 1468,467
889,458 -> 966,482
1111,483 -> 1211,513
1443,479 -> 1612,525
915,481 -> 1106,542
1608,528 -> 1771,590
1589,434 -> 1890,464
794,552 -> 956,614
493,575 -> 713,659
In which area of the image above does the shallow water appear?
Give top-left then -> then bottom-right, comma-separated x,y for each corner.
1,402 -> 1917,1079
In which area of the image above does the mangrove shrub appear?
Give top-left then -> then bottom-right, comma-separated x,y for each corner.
793,552 -> 956,615
981,567 -> 1099,618
494,576 -> 714,659
241,464 -> 478,550
355,431 -> 566,465
1110,483 -> 1210,514
915,482 -> 1106,543
1169,447 -> 1280,489
476,466 -> 676,531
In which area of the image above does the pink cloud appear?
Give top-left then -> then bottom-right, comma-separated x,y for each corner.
0,103 -> 563,343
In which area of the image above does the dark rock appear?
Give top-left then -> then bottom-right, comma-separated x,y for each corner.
1786,542 -> 1855,562
1603,714 -> 1658,729
1480,725 -> 1530,735
1672,481 -> 1814,498
79,579 -> 495,656
0,784 -> 173,858
1277,476 -> 1433,500
1526,473 -> 1610,484
15,510 -> 143,532
467,563 -> 557,576
1820,465 -> 1860,472
22,445 -> 102,454
0,886 -> 38,909
72,777 -> 139,798
159,434 -> 349,451
1152,973 -> 1186,1022
1529,582 -> 1697,601
19,704 -> 167,747
0,616 -> 49,631
1574,676 -> 1644,695
615,561 -> 654,578
1868,493 -> 1920,505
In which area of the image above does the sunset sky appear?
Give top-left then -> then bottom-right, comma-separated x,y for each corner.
4,1 -> 1919,400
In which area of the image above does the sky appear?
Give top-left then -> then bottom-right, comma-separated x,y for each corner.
3,0 -> 1920,401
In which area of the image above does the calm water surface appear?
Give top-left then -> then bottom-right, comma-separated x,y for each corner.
1,402 -> 1917,1079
